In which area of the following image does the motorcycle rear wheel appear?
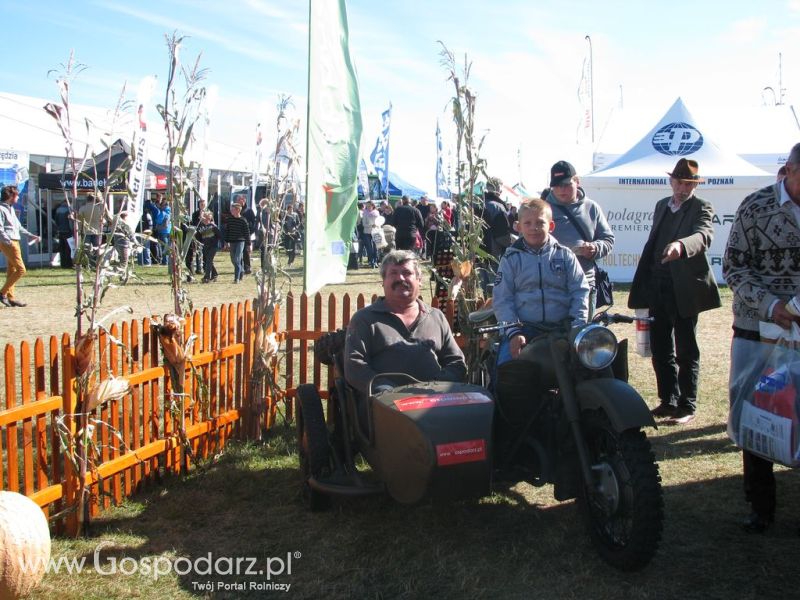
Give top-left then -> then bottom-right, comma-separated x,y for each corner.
296,384 -> 332,511
578,410 -> 663,571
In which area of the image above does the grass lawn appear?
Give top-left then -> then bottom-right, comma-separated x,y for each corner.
10,273 -> 800,599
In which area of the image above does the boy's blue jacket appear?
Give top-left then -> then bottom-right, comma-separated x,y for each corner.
492,235 -> 590,339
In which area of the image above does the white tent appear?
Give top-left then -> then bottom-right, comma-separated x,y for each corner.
0,91 -> 252,172
581,98 -> 774,283
593,102 -> 799,174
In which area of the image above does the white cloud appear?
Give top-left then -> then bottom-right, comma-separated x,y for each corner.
99,1 -> 290,66
717,17 -> 768,45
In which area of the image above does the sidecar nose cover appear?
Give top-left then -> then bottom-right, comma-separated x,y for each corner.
371,382 -> 494,504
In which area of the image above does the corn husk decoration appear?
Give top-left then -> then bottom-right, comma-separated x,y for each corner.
84,376 -> 131,412
73,331 -> 97,376
254,329 -> 279,370
451,258 -> 473,279
152,314 -> 186,369
447,259 -> 474,301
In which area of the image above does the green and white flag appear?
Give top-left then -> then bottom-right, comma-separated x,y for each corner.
304,0 -> 362,294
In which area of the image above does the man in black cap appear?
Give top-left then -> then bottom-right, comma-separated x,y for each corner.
628,158 -> 721,425
545,160 -> 614,309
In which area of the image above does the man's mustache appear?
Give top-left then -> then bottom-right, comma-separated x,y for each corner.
392,281 -> 412,291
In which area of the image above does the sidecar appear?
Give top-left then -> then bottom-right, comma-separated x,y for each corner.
295,330 -> 494,509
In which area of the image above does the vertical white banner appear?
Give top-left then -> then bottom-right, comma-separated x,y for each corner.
125,75 -> 156,231
304,0 -> 363,294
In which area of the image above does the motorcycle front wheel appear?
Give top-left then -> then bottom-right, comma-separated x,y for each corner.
578,410 -> 663,571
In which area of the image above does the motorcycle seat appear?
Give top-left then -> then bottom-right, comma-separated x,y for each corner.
468,305 -> 495,325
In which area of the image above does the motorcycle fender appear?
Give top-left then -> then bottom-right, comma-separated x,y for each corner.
575,378 -> 657,431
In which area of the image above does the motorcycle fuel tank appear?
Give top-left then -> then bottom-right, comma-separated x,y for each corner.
371,381 -> 494,504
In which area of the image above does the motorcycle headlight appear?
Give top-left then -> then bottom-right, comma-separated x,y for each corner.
572,324 -> 617,370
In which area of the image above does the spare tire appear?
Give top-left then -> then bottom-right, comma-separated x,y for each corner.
296,384 -> 332,511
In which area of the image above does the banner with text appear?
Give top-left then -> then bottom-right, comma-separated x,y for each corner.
304,0 -> 363,294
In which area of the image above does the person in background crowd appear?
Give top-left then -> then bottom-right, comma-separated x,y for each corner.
76,193 -> 106,249
295,202 -> 305,255
52,198 -> 73,269
282,203 -> 301,266
112,210 -> 134,274
196,210 -> 221,283
256,197 -> 276,271
0,185 -> 40,307
628,158 -> 721,425
136,207 -> 153,266
360,200 -> 383,268
417,194 -> 432,222
224,202 -> 250,283
152,194 -> 171,265
424,203 -> 442,259
237,195 -> 257,275
507,204 -> 518,230
190,198 -> 206,275
392,195 -> 424,252
143,194 -> 161,265
380,200 -> 394,226
478,178 -> 512,262
180,217 -> 199,283
545,160 -> 614,309
440,200 -> 453,226
723,143 -> 800,533
356,201 -> 368,266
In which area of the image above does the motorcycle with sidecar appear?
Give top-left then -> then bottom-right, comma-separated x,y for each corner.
295,307 -> 663,571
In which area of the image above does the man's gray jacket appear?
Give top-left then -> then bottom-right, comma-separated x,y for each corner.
344,298 -> 466,398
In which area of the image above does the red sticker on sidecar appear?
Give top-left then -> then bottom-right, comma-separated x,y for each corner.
393,392 -> 492,412
436,439 -> 487,466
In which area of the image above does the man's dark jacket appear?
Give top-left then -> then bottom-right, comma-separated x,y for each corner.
628,195 -> 721,318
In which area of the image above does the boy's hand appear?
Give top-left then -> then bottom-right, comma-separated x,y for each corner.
510,334 -> 527,359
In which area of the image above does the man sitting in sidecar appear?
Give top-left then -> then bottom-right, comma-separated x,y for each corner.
297,250 -> 494,508
344,249 -> 467,400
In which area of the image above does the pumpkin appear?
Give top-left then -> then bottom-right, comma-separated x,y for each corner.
0,491 -> 51,600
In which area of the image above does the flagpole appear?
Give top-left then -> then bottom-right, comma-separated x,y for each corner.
304,0 -> 312,291
385,103 -> 391,199
585,35 -> 594,144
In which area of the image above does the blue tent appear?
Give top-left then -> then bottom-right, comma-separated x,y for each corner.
387,171 -> 427,199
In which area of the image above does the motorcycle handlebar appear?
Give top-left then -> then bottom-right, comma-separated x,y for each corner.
595,312 -> 655,325
475,320 -> 522,335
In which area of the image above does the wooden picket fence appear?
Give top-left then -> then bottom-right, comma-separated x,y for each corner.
0,292 -> 458,535
0,299 -> 269,535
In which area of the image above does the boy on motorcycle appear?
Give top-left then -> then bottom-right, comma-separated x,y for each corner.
492,198 -> 589,365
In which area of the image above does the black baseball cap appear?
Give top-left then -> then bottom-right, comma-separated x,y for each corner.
549,160 -> 577,187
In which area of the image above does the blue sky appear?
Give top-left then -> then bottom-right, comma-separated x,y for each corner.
2,0 -> 799,194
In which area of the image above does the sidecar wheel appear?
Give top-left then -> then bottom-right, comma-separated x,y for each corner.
296,384 -> 332,511
578,411 -> 663,571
